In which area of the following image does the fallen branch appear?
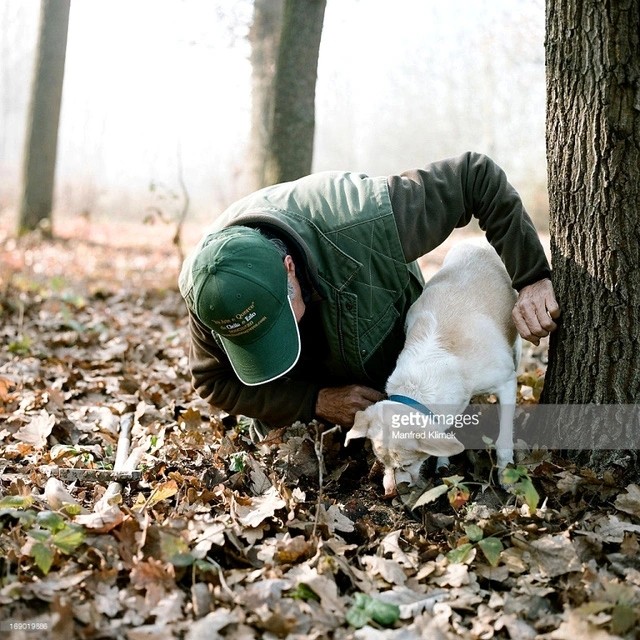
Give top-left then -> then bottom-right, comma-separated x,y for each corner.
38,468 -> 141,483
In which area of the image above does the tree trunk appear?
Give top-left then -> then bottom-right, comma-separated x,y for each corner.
18,0 -> 70,236
247,0 -> 284,192
263,0 -> 327,186
542,0 -> 640,474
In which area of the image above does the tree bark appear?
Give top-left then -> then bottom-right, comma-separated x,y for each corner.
247,0 -> 284,192
18,0 -> 70,236
263,0 -> 327,186
542,0 -> 640,474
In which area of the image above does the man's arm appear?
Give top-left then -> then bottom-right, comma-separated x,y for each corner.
388,151 -> 559,342
188,312 -> 321,427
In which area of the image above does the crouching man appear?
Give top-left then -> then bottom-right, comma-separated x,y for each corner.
178,153 -> 559,437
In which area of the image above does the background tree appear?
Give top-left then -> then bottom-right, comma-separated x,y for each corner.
18,0 -> 70,236
246,0 -> 284,192
262,0 -> 326,186
542,0 -> 640,469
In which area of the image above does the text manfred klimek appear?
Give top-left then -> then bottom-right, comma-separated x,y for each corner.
390,412 -> 479,439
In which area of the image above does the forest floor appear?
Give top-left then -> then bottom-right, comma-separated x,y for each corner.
1,219 -> 639,639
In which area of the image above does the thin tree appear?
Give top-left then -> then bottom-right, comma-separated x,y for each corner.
247,0 -> 284,192
263,0 -> 327,186
542,0 -> 640,471
18,0 -> 71,236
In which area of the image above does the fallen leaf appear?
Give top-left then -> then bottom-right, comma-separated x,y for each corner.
185,608 -> 244,640
286,564 -> 345,614
432,562 -> 471,588
380,530 -> 418,569
590,514 -> 640,544
614,484 -> 640,518
235,486 -> 286,527
274,535 -> 312,564
412,483 -> 448,509
14,410 -> 55,449
528,534 -> 581,577
43,478 -> 87,514
75,505 -> 125,533
361,555 -> 407,585
145,480 -> 179,508
316,503 -> 355,533
550,609 -> 617,639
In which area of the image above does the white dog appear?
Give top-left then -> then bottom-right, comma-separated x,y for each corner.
345,241 -> 521,498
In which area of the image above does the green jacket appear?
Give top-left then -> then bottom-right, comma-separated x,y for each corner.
182,152 -> 551,426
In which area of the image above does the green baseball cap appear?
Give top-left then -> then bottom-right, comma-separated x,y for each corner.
188,226 -> 301,386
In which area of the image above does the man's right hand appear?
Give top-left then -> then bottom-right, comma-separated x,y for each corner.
315,385 -> 384,427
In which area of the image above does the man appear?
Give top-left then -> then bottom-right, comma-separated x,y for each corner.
179,152 -> 559,434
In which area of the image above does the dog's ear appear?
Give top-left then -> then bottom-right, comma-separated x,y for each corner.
344,405 -> 374,445
406,310 -> 437,341
416,432 -> 465,458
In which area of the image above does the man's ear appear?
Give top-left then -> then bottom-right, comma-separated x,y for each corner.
284,255 -> 296,275
344,406 -> 374,445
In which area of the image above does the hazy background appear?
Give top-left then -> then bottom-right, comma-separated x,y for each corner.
0,0 -> 548,227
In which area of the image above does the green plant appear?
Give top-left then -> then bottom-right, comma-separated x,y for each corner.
501,465 -> 540,513
412,474 -> 471,511
346,593 -> 400,628
0,496 -> 86,575
447,524 -> 504,567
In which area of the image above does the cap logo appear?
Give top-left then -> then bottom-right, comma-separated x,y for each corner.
211,301 -> 267,338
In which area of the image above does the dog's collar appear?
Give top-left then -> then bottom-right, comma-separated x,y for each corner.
387,394 -> 434,417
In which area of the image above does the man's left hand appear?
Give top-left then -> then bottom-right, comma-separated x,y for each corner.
512,278 -> 560,345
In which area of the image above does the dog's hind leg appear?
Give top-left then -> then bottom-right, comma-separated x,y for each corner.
495,374 -> 517,476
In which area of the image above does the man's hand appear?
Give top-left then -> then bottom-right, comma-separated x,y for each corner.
315,385 -> 384,427
512,278 -> 560,345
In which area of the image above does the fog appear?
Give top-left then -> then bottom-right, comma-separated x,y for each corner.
0,0 -> 548,226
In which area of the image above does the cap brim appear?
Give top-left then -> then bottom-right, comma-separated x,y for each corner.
219,296 -> 301,386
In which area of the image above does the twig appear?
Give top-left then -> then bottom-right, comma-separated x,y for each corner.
311,424 -> 340,539
172,143 -> 190,264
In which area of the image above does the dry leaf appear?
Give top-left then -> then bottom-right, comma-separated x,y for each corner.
550,609 -> 617,639
14,410 -> 55,449
74,503 -> 124,533
274,535 -> 312,564
185,608 -> 243,640
145,480 -> 179,508
380,530 -> 419,569
528,534 -> 581,577
614,484 -> 640,518
43,477 -> 87,513
235,486 -> 286,527
361,555 -> 407,586
286,564 -> 345,614
316,503 -> 355,533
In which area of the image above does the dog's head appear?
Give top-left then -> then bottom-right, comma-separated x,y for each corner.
345,400 -> 465,497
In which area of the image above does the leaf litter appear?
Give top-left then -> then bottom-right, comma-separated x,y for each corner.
1,223 -> 640,639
